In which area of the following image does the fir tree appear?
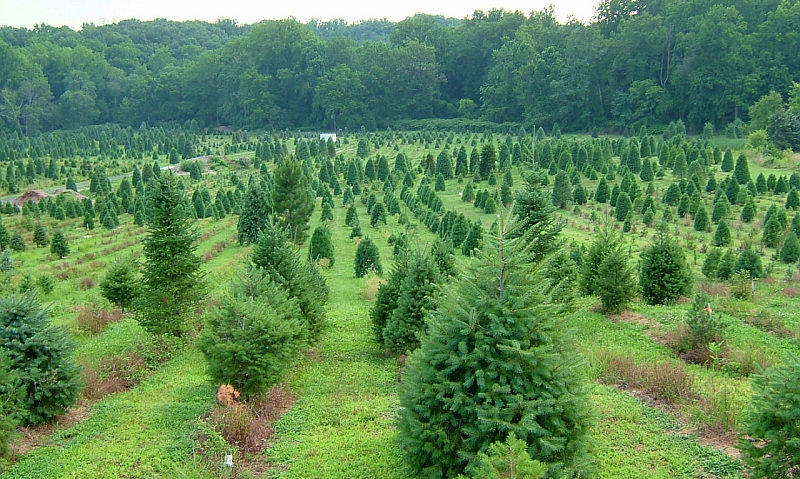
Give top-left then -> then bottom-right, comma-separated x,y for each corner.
780,231 -> 800,263
786,188 -> 800,210
462,181 -> 475,203
640,158 -> 654,181
694,204 -> 710,232
0,293 -> 81,425
461,222 -> 482,256
711,197 -> 730,223
595,177 -> 609,203
137,173 -> 205,336
763,214 -> 785,248
100,256 -> 140,312
721,149 -> 734,171
251,222 -> 328,341
50,229 -> 69,259
9,232 -> 25,251
383,251 -> 441,353
615,192 -> 632,221
640,232 -> 692,305
734,245 -> 763,278
237,184 -> 272,244
33,223 -> 49,248
398,223 -> 591,478
199,268 -> 305,399
713,219 -> 732,247
551,171 -> 571,209
756,173 -> 767,194
272,159 -> 315,244
345,204 -> 359,227
354,237 -> 382,278
596,245 -> 637,314
0,218 -> 8,251
734,153 -> 751,185
308,225 -> 335,266
741,200 -> 756,223
717,249 -> 737,280
371,259 -> 409,344
663,183 -> 681,205
479,144 -> 497,179
702,248 -> 723,278
370,202 -> 387,227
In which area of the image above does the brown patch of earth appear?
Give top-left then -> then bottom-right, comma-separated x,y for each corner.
11,403 -> 91,456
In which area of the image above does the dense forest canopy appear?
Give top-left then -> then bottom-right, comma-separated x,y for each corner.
1,0 -> 799,135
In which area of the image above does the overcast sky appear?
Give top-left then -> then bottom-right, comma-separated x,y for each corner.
0,0 -> 599,30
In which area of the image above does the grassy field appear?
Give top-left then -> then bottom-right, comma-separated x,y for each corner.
3,131 -> 800,477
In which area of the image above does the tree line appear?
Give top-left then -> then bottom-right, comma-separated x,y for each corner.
2,0 -> 800,134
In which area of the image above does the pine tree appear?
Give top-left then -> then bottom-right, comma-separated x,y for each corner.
702,248 -> 723,278
383,251 -> 440,353
741,200 -> 756,223
740,354 -> 800,479
33,223 -> 49,248
308,225 -> 335,266
237,184 -> 271,244
595,177 -> 610,203
717,249 -> 737,280
694,204 -> 710,232
100,256 -> 140,312
251,222 -> 328,341
580,226 -> 619,296
398,225 -> 591,478
615,192 -> 632,221
345,204 -> 359,227
596,245 -> 637,314
640,232 -> 692,305
462,181 -> 475,203
672,150 -> 688,178
756,173 -> 767,194
371,258 -> 409,344
479,144 -> 497,179
137,173 -> 205,336
462,222 -> 483,256
0,348 -> 21,456
786,189 -> 800,210
199,268 -> 305,399
0,218 -> 8,251
272,159 -> 315,244
370,202 -> 387,227
50,229 -> 69,259
639,158 -> 653,181
734,245 -> 763,278
711,197 -> 730,223
721,149 -> 734,171
354,237 -> 382,277
763,214 -> 785,248
780,231 -> 800,263
0,293 -> 81,425
713,219 -> 732,247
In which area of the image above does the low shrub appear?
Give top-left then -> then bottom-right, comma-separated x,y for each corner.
75,305 -> 123,334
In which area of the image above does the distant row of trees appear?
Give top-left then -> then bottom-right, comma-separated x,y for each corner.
3,0 -> 800,133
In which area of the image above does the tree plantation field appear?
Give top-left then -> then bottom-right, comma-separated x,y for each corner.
2,127 -> 800,479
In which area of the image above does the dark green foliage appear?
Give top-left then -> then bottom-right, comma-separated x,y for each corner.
33,223 -> 49,248
0,349 -> 21,458
272,159 -> 315,244
308,225 -> 335,265
711,197 -> 730,223
663,183 -> 681,206
345,204 -> 359,227
713,219 -> 732,247
512,171 -> 564,264
702,248 -> 723,279
320,202 -> 334,222
615,192 -> 632,221
354,237 -> 382,277
741,200 -> 756,223
100,256 -> 140,312
780,231 -> 800,263
252,223 -> 329,341
694,204 -> 709,232
484,196 -> 497,214
479,144 -> 497,179
199,268 -> 305,399
595,177 -> 609,203
735,245 -> 764,278
572,184 -> 587,205
462,181 -> 475,203
639,158 -> 653,181
551,171 -> 571,209
640,233 -> 692,305
49,230 -> 69,259
740,354 -> 800,479
371,261 -> 408,344
717,250 -> 737,280
398,226 -> 590,479
461,433 -> 546,479
756,173 -> 768,194
461,222 -> 482,256
763,214 -> 785,248
682,292 -> 725,360
786,189 -> 800,210
0,293 -> 81,425
721,149 -> 733,172
370,202 -> 387,227
237,184 -> 272,245
734,153 -> 751,185
383,251 -> 440,353
596,245 -> 637,314
137,173 -> 205,336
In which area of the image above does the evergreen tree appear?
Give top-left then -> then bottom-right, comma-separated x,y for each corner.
640,232 -> 692,305
639,158 -> 653,181
371,259 -> 409,344
320,201 -> 334,222
398,225 -> 590,478
0,218 -> 8,251
780,231 -> 800,263
756,173 -> 767,194
572,184 -> 587,205
717,249 -> 737,280
462,433 -> 547,479
721,149 -> 734,171
580,226 -> 619,296
0,348 -> 21,457
370,202 -> 387,227
596,245 -> 637,314
763,214 -> 785,248
786,189 -> 800,210
308,225 -> 335,266
237,184 -> 272,244
595,177 -> 609,203
740,354 -> 800,479
672,150 -> 688,178
251,222 -> 328,341
462,181 -> 475,203
50,229 -> 69,259
9,232 -> 25,251
713,219 -> 732,247
711,197 -> 730,223
354,237 -> 382,277
199,268 -> 305,399
552,171 -> 571,209
461,222 -> 483,256
66,176 -> 77,192
663,183 -> 681,206
345,204 -> 359,227
479,144 -> 497,179
137,173 -> 205,336
0,293 -> 81,425
615,192 -> 632,221
734,153 -> 751,185
100,256 -> 140,312
484,196 -> 497,214
383,251 -> 440,353
702,248 -> 723,279
734,245 -> 764,278
33,223 -> 49,247
694,204 -> 710,232
741,200 -> 756,223
272,159 -> 315,244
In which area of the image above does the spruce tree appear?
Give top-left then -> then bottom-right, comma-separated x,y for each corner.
398,224 -> 591,478
711,197 -> 730,223
740,354 -> 800,479
50,229 -> 69,259
741,200 -> 756,223
383,251 -> 440,353
462,181 -> 475,203
717,249 -> 737,280
734,245 -> 764,278
763,214 -> 785,248
354,237 -> 382,277
252,222 -> 328,341
199,268 -> 305,399
137,173 -> 205,336
272,159 -> 315,244
640,232 -> 692,305
702,248 -> 723,279
308,225 -> 335,266
237,184 -> 272,244
786,188 -> 800,210
615,192 -> 632,221
595,177 -> 609,203
371,258 -> 409,344
0,218 -> 9,251
734,153 -> 751,184
694,204 -> 710,232
461,222 -> 482,256
0,293 -> 81,425
663,183 -> 681,205
780,231 -> 800,263
721,149 -> 734,171
596,245 -> 637,314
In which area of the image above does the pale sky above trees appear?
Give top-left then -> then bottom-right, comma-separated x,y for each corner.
1,0 -> 597,29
